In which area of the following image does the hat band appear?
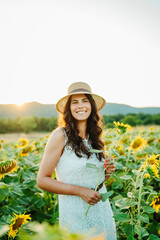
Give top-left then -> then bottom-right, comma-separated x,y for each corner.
69,88 -> 91,94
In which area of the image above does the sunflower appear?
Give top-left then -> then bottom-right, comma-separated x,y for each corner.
0,143 -> 2,149
16,138 -> 29,148
0,160 -> 19,179
118,145 -> 126,156
142,154 -> 160,168
113,121 -> 133,134
140,154 -> 160,179
150,196 -> 160,213
128,135 -> 147,153
147,137 -> 155,145
104,139 -> 112,146
135,152 -> 148,160
119,136 -> 130,144
105,178 -> 116,187
146,165 -> 160,179
0,140 -> 7,143
20,145 -> 34,157
8,212 -> 31,239
113,144 -> 126,156
144,173 -> 150,179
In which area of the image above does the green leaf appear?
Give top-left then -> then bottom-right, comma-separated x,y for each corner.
0,185 -> 9,202
86,163 -> 98,169
120,175 -> 131,180
29,165 -> 39,171
23,179 -> 37,187
134,225 -> 149,238
9,189 -> 24,198
142,206 -> 156,214
132,170 -> 139,175
137,214 -> 149,224
0,182 -> 8,187
113,213 -> 130,222
121,222 -> 134,237
115,198 -> 137,209
112,181 -> 124,190
148,234 -> 160,240
127,236 -> 136,240
110,148 -> 120,157
101,190 -> 114,202
90,149 -> 103,153
114,162 -> 123,169
0,224 -> 9,237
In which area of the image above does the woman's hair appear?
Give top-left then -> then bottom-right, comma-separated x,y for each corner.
57,94 -> 105,161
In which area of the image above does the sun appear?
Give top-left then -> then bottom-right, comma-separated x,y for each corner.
15,101 -> 25,106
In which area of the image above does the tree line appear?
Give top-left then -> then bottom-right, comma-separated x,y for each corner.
0,113 -> 159,133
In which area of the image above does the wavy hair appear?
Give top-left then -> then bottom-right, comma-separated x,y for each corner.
57,94 -> 105,161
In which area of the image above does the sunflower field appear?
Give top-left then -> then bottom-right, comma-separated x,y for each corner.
0,123 -> 160,240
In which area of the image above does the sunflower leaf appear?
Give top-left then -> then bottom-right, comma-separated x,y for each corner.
90,149 -> 103,153
101,190 -> 114,202
86,163 -> 98,169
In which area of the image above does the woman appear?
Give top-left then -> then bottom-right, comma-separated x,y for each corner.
37,82 -> 117,239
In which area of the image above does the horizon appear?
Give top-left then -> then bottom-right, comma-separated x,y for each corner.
0,100 -> 160,109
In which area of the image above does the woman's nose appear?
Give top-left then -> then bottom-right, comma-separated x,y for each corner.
77,102 -> 84,108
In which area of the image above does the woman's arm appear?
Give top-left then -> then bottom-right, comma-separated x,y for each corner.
37,128 -> 102,205
37,128 -> 79,195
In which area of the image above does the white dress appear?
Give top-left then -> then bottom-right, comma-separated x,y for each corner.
55,128 -> 117,240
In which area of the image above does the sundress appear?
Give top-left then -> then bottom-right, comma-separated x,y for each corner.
55,128 -> 117,240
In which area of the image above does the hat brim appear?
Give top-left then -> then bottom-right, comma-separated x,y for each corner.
56,92 -> 106,114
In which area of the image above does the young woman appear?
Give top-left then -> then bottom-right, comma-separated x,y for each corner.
37,82 -> 117,239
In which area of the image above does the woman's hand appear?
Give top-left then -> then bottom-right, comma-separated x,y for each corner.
77,186 -> 102,205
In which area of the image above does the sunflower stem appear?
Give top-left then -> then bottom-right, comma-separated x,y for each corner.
137,171 -> 145,239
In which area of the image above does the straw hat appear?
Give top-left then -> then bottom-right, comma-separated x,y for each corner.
56,82 -> 106,113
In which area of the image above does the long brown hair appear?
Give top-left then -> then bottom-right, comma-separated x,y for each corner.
58,94 -> 105,161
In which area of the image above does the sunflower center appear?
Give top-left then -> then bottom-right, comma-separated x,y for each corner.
13,218 -> 24,230
155,198 -> 160,205
132,139 -> 142,149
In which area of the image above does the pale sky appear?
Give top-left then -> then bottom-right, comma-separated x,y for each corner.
0,0 -> 160,107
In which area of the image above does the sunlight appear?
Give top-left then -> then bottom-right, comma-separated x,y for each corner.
15,101 -> 24,107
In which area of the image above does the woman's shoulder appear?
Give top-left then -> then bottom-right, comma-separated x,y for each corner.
48,127 -> 66,147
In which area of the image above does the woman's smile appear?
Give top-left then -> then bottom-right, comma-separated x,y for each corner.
70,94 -> 92,121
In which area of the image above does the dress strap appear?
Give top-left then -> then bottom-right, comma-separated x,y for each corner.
61,127 -> 68,145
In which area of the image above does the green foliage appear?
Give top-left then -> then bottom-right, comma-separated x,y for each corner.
18,116 -> 37,133
0,113 -> 159,133
103,113 -> 160,127
0,126 -> 160,239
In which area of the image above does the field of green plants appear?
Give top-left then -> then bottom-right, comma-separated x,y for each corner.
0,124 -> 160,240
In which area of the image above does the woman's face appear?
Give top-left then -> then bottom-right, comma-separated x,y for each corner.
70,94 -> 92,121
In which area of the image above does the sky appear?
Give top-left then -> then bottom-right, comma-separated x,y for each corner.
0,0 -> 160,108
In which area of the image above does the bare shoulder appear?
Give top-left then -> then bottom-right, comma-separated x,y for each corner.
37,127 -> 66,179
47,127 -> 65,147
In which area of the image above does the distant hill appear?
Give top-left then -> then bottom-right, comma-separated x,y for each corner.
0,101 -> 160,119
